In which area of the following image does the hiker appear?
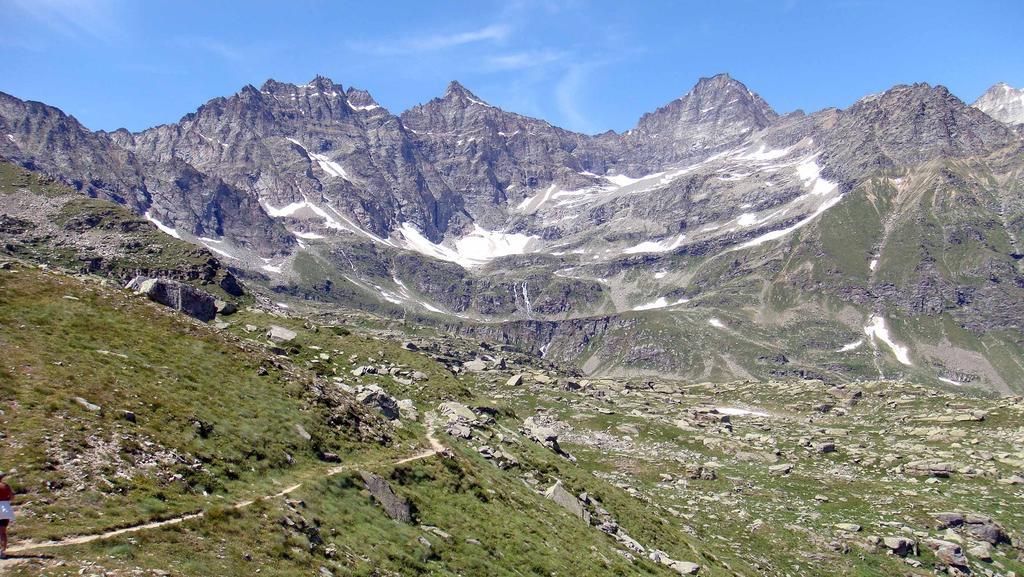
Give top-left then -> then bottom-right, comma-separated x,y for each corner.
0,471 -> 13,559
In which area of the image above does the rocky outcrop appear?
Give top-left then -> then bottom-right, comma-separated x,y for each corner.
359,471 -> 412,523
355,385 -> 400,421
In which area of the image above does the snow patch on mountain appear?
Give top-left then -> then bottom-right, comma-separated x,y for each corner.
286,138 -> 352,180
605,174 -> 647,187
716,407 -> 769,417
202,243 -> 238,260
864,315 -> 912,366
737,144 -> 792,161
732,194 -> 844,250
837,339 -> 864,352
623,233 -> 686,254
632,297 -> 688,311
262,196 -> 350,235
144,211 -> 181,239
347,102 -> 381,112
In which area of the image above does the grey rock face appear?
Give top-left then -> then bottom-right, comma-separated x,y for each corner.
400,81 -> 613,225
114,76 -> 462,244
818,83 -> 1014,181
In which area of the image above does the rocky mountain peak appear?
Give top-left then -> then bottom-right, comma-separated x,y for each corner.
842,82 -> 1013,156
659,73 -> 776,127
345,87 -> 382,111
621,73 -> 777,169
816,82 -> 1017,179
257,76 -> 346,100
972,82 -> 1024,125
442,80 -> 492,108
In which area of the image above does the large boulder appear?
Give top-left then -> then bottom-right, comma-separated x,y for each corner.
881,536 -> 917,556
544,481 -> 590,524
922,539 -> 967,568
360,471 -> 412,523
128,276 -> 217,321
438,402 -> 477,422
214,299 -> 238,315
218,272 -> 244,297
523,416 -> 558,444
963,515 -> 1010,545
266,325 -> 298,344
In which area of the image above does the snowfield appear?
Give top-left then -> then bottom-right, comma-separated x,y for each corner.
399,223 -> 538,268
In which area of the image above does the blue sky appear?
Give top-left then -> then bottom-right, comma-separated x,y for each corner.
1,0 -> 1022,134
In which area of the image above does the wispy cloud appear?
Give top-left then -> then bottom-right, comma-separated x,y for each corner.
555,63 -> 596,133
4,0 -> 123,42
172,37 -> 244,61
350,24 -> 511,56
485,49 -> 566,71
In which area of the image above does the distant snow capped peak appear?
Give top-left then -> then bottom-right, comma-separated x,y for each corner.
972,82 -> 1024,125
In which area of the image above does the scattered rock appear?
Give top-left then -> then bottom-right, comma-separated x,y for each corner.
317,451 -> 341,463
967,541 -> 993,561
73,396 -> 101,412
922,538 -> 967,568
962,515 -> 1009,545
438,402 -> 476,422
463,358 -> 488,372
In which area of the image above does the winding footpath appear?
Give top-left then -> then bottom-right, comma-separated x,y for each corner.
1,415 -> 444,568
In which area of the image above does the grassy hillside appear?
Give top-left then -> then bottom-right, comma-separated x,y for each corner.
1,263 -> 1021,577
